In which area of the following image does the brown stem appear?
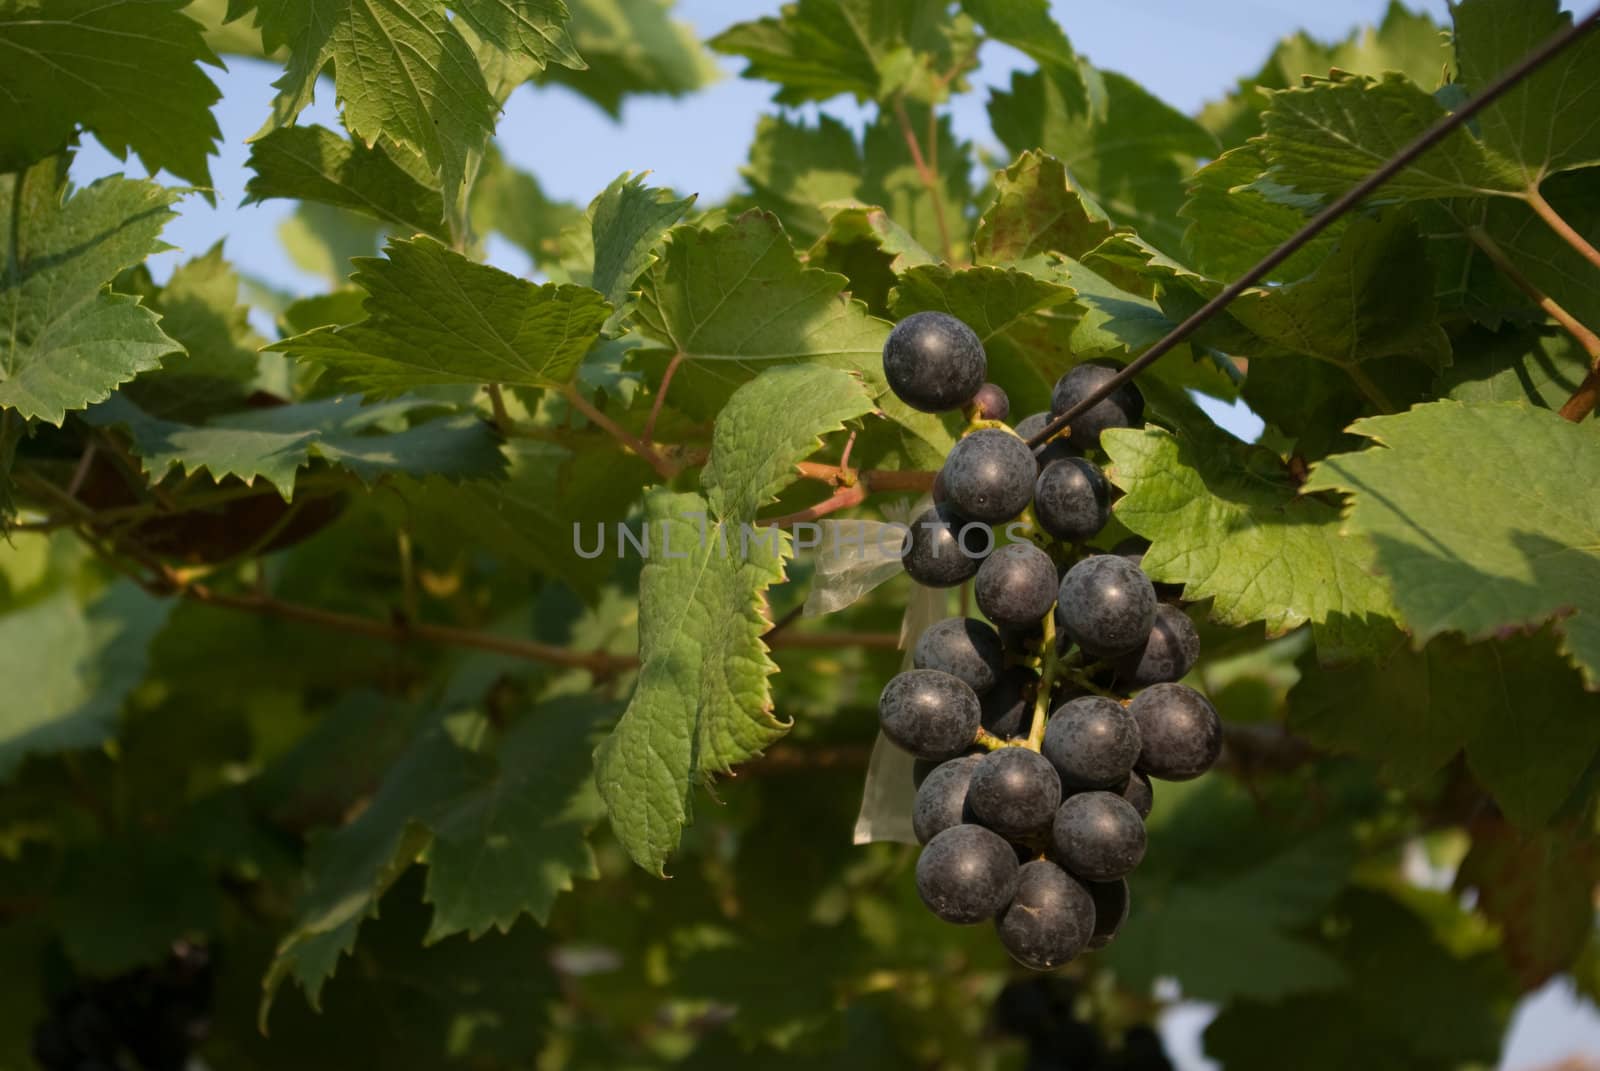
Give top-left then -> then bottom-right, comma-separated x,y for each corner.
65,442 -> 97,498
892,96 -> 954,263
1341,362 -> 1398,415
759,484 -> 867,527
560,383 -> 676,479
643,352 -> 683,446
485,384 -> 512,432
1527,186 -> 1600,273
1469,226 -> 1600,421
836,430 -> 857,477
793,462 -> 937,493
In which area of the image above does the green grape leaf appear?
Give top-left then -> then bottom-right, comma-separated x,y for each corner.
244,125 -> 447,238
471,147 -> 583,266
0,0 -> 222,184
123,243 -> 266,417
1452,0 -> 1600,183
972,150 -> 1117,266
807,202 -> 934,315
888,264 -> 1081,415
277,202 -> 386,286
536,0 -> 718,116
989,65 -> 1217,254
1438,327 -> 1592,409
709,0 -> 973,106
633,211 -> 889,415
702,365 -> 874,521
1305,400 -> 1600,687
1103,424 -> 1397,662
1106,781 -> 1353,1001
743,114 -> 869,245
238,0 -> 579,211
1180,145 -> 1342,281
0,581 -> 172,782
1455,818 -> 1600,986
1,166 -> 185,424
262,722 -> 491,1018
1289,628 -> 1600,826
424,696 -> 614,941
269,236 -> 611,396
958,0 -> 1077,74
394,437 -> 655,597
594,490 -> 790,874
588,172 -> 696,330
1202,889 -> 1511,1071
86,393 -> 505,498
1260,72 -> 1523,201
1199,0 -> 1450,149
1094,212 -> 1450,372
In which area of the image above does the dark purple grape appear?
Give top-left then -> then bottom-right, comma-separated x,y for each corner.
1055,554 -> 1157,658
1014,411 -> 1080,468
1113,604 -> 1200,688
913,753 -> 983,843
1086,878 -> 1129,950
1118,770 -> 1154,819
972,382 -> 1011,421
981,666 -> 1037,738
966,747 -> 1062,838
1112,536 -> 1185,601
879,669 -> 982,760
976,542 -> 1058,630
1033,458 -> 1109,543
903,502 -> 990,588
1049,361 -> 1144,450
1128,683 -> 1223,781
883,311 -> 987,412
1051,791 -> 1146,881
916,824 -> 1020,924
914,617 -> 1005,695
941,428 -> 1038,524
995,860 -> 1096,970
1041,696 -> 1141,791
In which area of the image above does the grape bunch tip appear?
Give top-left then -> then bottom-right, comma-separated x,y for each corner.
878,310 -> 1224,972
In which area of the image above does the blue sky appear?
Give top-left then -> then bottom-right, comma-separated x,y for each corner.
62,2 -> 1600,1066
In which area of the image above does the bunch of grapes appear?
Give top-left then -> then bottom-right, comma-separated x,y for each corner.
878,312 -> 1224,970
30,943 -> 213,1071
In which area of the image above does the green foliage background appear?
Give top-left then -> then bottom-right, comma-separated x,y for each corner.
1,0 -> 1599,1066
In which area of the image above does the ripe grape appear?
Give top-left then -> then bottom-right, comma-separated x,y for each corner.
981,666 -> 1036,739
916,824 -> 1020,924
903,502 -> 989,588
976,542 -> 1058,630
1086,878 -> 1129,950
883,311 -> 987,413
914,617 -> 1005,695
1050,791 -> 1146,881
1050,361 -> 1145,450
1033,457 -> 1110,543
913,753 -> 983,843
878,669 -> 982,760
1118,770 -> 1154,819
1041,696 -> 1142,791
972,382 -> 1010,421
995,860 -> 1096,970
941,428 -> 1038,524
1127,683 -> 1223,781
1114,604 -> 1200,687
1055,554 -> 1157,658
1014,411 -> 1080,468
966,747 -> 1062,838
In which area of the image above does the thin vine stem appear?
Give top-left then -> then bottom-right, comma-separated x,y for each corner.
892,95 -> 954,263
1025,614 -> 1059,750
1526,186 -> 1600,273
643,352 -> 684,446
559,383 -> 677,479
